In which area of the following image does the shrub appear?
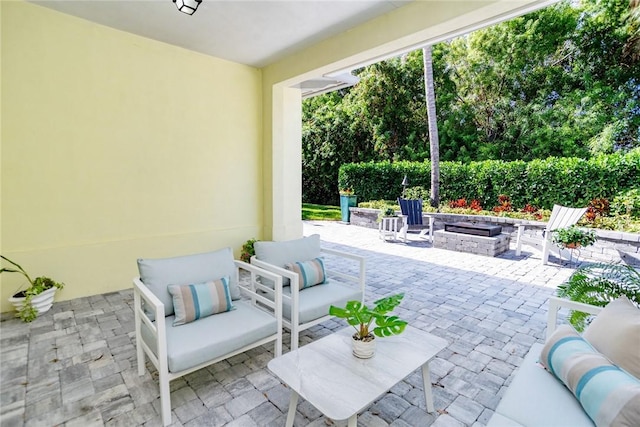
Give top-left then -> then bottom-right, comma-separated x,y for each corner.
358,200 -> 398,210
585,198 -> 610,222
338,150 -> 640,209
493,195 -> 513,213
404,186 -> 429,200
448,198 -> 468,209
611,189 -> 640,219
469,199 -> 483,211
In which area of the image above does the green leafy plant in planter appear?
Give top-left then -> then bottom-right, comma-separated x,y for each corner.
1,255 -> 64,322
552,225 -> 597,249
240,238 -> 258,263
329,293 -> 408,358
557,263 -> 640,331
376,206 -> 397,223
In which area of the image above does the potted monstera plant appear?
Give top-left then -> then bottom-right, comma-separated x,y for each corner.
1,255 -> 64,322
329,293 -> 407,359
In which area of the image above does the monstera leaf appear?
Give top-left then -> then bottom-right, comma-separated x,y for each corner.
329,300 -> 372,327
329,293 -> 407,339
371,315 -> 408,337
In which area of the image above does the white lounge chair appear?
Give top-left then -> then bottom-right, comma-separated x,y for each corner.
251,234 -> 365,351
515,204 -> 587,265
133,248 -> 283,426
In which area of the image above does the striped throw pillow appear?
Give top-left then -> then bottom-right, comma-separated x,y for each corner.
285,257 -> 326,290
168,277 -> 234,326
540,324 -> 640,427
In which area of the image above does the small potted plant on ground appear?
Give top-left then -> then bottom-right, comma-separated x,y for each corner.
1,255 -> 64,322
552,225 -> 597,249
240,238 -> 258,263
329,293 -> 408,359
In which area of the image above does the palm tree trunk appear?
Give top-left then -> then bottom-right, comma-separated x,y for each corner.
423,45 -> 440,208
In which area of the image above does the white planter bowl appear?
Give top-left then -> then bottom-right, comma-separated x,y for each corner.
8,287 -> 57,316
352,335 -> 376,359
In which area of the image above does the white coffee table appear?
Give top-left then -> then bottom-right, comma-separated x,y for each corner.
268,325 -> 448,426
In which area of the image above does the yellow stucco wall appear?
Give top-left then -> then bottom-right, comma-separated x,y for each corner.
1,2 -> 263,311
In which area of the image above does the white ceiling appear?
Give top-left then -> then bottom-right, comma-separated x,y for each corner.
31,0 -> 412,68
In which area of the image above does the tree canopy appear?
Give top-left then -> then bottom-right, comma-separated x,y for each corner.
302,0 -> 640,205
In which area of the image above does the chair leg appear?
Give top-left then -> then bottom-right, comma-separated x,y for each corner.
137,345 -> 146,377
515,225 -> 524,256
275,335 -> 282,357
428,216 -> 435,243
291,324 -> 299,351
159,369 -> 172,426
542,234 -> 552,265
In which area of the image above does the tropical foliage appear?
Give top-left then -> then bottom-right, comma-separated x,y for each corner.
556,263 -> 640,331
303,0 -> 640,205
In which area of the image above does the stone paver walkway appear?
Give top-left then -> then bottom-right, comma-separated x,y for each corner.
0,221 -> 577,427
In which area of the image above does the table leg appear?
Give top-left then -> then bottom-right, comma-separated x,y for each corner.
347,414 -> 357,427
285,391 -> 299,427
422,363 -> 435,413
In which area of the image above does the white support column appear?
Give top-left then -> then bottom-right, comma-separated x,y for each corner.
270,85 -> 303,241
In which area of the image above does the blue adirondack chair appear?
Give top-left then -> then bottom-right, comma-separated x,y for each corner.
397,198 -> 434,242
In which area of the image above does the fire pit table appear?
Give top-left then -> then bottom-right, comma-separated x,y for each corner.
434,222 -> 510,257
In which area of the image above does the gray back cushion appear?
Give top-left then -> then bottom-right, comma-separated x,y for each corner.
254,234 -> 321,267
137,247 -> 239,317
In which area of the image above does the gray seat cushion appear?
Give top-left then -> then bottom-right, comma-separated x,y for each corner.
283,279 -> 362,324
141,301 -> 277,373
137,247 -> 239,317
489,343 -> 594,427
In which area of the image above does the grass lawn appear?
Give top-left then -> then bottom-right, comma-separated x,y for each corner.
302,203 -> 341,221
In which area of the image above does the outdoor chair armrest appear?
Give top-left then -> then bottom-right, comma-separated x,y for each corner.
133,277 -> 167,375
234,260 -> 283,324
320,247 -> 366,295
546,296 -> 603,340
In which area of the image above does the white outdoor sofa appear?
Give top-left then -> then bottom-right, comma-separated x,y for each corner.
487,296 -> 640,427
251,234 -> 366,350
133,247 -> 283,426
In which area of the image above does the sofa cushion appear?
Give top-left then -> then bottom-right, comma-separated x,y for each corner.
285,257 -> 326,290
489,342 -> 594,427
583,296 -> 640,379
254,234 -> 321,268
141,300 -> 278,373
283,279 -> 361,324
168,277 -> 234,326
540,325 -> 640,427
137,247 -> 239,317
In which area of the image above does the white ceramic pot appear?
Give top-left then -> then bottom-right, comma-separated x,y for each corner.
352,334 -> 376,359
8,287 -> 57,316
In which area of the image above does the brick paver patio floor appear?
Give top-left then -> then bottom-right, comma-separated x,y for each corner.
0,221 -> 578,427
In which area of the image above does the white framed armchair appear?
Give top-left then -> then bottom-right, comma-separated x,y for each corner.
133,247 -> 282,426
515,204 -> 587,265
251,234 -> 366,351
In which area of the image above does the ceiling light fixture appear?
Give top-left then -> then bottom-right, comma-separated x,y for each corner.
173,0 -> 202,15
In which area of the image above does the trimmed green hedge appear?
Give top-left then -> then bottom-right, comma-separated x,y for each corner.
338,150 -> 640,209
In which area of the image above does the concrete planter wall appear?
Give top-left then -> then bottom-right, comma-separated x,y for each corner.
349,207 -> 640,266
